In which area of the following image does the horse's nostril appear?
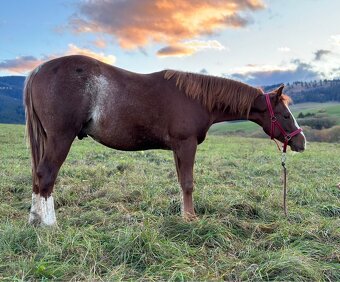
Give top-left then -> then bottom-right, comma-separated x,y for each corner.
297,144 -> 306,152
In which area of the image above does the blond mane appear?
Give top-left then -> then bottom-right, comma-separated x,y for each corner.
164,70 -> 262,116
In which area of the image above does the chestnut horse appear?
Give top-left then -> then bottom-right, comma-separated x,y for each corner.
24,55 -> 305,226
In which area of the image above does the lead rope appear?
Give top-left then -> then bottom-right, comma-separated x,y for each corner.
281,152 -> 288,217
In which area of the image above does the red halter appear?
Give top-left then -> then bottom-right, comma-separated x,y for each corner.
265,94 -> 302,153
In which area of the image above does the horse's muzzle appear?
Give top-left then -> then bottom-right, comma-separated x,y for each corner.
290,144 -> 305,152
289,134 -> 306,152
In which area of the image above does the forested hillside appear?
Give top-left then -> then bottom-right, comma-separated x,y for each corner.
265,79 -> 340,103
0,76 -> 25,124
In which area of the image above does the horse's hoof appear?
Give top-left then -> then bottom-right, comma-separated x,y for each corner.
183,213 -> 198,222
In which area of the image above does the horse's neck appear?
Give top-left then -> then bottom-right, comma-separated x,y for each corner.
211,94 -> 263,126
212,110 -> 247,124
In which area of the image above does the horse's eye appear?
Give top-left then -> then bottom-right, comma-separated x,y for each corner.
284,114 -> 290,119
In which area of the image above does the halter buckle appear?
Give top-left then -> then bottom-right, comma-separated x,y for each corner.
285,134 -> 292,141
271,116 -> 277,122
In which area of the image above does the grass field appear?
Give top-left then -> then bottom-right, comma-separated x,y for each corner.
209,102 -> 340,135
292,102 -> 340,118
0,124 -> 339,281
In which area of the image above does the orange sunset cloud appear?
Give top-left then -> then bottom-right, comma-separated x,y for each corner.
66,44 -> 116,64
157,40 -> 226,57
70,0 -> 265,54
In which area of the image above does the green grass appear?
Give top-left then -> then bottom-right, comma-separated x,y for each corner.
323,105 -> 340,118
0,124 -> 339,281
292,102 -> 340,118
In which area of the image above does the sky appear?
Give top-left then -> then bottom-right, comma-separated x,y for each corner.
0,0 -> 340,86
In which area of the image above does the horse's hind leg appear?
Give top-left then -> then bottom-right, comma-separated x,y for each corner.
173,138 -> 197,219
29,135 -> 74,226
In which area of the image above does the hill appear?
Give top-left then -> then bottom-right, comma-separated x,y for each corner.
0,75 -> 340,124
1,124 -> 339,280
265,79 -> 340,103
0,76 -> 25,124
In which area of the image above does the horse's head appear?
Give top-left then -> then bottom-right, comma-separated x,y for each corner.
251,85 -> 306,152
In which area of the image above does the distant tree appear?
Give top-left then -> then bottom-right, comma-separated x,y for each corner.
298,117 -> 337,130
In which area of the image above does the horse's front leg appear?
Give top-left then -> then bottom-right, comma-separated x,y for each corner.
173,138 -> 197,219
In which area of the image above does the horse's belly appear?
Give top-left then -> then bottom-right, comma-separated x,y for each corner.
88,121 -> 171,151
91,133 -> 170,151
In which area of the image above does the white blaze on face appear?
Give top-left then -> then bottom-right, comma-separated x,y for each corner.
29,193 -> 56,226
285,104 -> 307,146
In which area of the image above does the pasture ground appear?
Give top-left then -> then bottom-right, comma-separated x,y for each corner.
0,124 -> 339,281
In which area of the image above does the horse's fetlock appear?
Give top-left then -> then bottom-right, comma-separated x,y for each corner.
40,187 -> 51,198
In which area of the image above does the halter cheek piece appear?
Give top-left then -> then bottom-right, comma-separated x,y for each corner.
265,94 -> 302,153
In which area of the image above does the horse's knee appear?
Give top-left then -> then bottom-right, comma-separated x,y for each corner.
181,180 -> 194,194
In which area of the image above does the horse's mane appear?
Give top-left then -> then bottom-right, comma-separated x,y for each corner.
164,70 -> 263,116
280,95 -> 292,106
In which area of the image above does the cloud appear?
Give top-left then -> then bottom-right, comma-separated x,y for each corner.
157,40 -> 225,57
0,56 -> 50,74
138,47 -> 148,56
69,0 -> 264,49
66,44 -> 116,64
331,67 -> 340,78
157,45 -> 194,57
226,60 -> 321,85
93,39 -> 107,49
314,49 -> 331,61
0,44 -> 116,74
223,13 -> 251,27
278,47 -> 291,52
331,34 -> 340,45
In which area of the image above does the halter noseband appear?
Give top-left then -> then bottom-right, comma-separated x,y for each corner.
265,94 -> 302,153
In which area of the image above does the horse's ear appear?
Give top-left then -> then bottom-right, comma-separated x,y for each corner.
275,84 -> 284,97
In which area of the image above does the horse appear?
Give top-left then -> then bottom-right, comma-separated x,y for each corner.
24,55 -> 306,226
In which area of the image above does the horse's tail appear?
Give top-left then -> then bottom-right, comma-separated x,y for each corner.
24,68 -> 46,189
